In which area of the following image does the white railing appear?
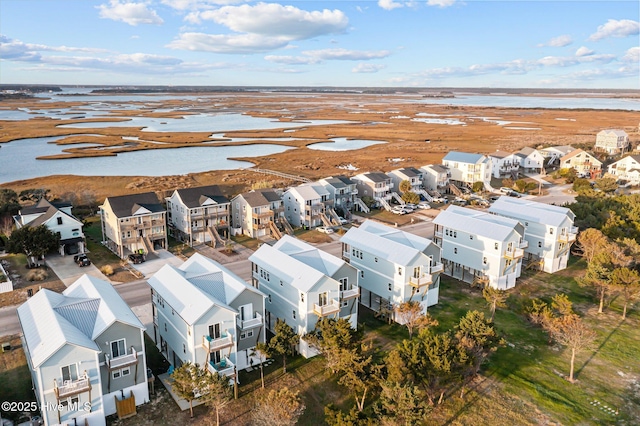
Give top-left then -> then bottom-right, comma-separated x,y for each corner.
237,312 -> 263,329
106,346 -> 138,370
430,262 -> 444,274
208,357 -> 235,377
409,274 -> 433,288
504,248 -> 524,259
55,373 -> 90,398
202,333 -> 234,352
519,240 -> 529,249
313,300 -> 341,317
340,287 -> 360,300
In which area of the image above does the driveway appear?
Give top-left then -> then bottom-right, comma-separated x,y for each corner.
46,254 -> 106,286
131,249 -> 183,278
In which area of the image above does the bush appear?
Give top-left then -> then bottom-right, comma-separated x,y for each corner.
472,182 -> 485,193
26,268 -> 48,281
573,178 -> 591,192
100,265 -> 114,276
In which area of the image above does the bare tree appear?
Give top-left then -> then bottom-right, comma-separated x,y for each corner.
482,286 -> 508,321
252,387 -> 305,426
610,267 -> 640,320
395,301 -> 438,338
575,228 -> 608,263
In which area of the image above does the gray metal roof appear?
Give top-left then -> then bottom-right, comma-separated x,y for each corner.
173,185 -> 229,208
340,220 -> 434,265
433,205 -> 523,241
488,196 -> 575,226
103,192 -> 164,218
235,189 -> 282,208
390,167 -> 422,178
442,151 -> 486,164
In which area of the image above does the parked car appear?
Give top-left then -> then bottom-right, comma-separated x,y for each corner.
128,253 -> 146,264
432,197 -> 447,204
337,216 -> 348,224
417,202 -> 431,210
317,226 -> 334,234
74,253 -> 91,267
489,195 -> 501,202
500,187 -> 513,194
391,208 -> 406,215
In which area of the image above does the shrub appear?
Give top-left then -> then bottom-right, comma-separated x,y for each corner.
100,265 -> 114,276
26,268 -> 48,281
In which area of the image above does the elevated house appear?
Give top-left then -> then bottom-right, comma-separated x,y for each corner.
283,183 -> 339,229
488,151 -> 520,179
607,155 -> 640,186
560,149 -> 602,179
231,189 -> 288,240
441,151 -> 492,189
539,145 -> 574,165
387,167 -> 431,201
14,198 -> 85,256
595,129 -> 630,155
420,164 -> 450,195
148,253 -> 266,374
515,147 -> 545,173
248,236 -> 359,358
433,205 -> 526,290
166,185 -> 230,248
489,196 -> 577,273
352,172 -> 400,211
100,192 -> 167,259
340,220 -> 443,323
317,176 -> 363,215
17,274 -> 149,426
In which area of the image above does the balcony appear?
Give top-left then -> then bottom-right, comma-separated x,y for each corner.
105,346 -> 138,370
518,240 -> 529,249
409,273 -> 433,288
340,287 -> 360,300
55,372 -> 91,399
252,222 -> 269,230
202,333 -> 234,352
237,312 -> 263,329
207,357 -> 235,377
313,300 -> 341,317
434,230 -> 443,239
504,247 -> 524,259
253,210 -> 274,219
351,188 -> 358,195
431,262 -> 444,274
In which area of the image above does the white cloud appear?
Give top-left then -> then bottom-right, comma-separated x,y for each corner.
589,19 -> 640,41
537,34 -> 573,47
379,0 -> 451,10
378,0 -> 404,10
575,46 -> 594,57
302,48 -> 391,61
166,32 -> 289,53
160,0 -> 246,11
537,53 -> 615,67
352,63 -> 385,73
196,3 -> 348,40
427,0 -> 456,7
622,46 -> 640,63
0,35 -> 107,61
97,0 -> 163,26
264,55 -> 321,65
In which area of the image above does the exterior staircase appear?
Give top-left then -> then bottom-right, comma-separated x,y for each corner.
449,183 -> 463,197
391,192 -> 405,205
416,188 -> 433,202
280,217 -> 295,236
375,196 -> 392,211
142,235 -> 156,254
354,198 -> 370,213
320,212 -> 333,227
269,221 -> 282,240
207,226 -> 225,248
327,207 -> 342,225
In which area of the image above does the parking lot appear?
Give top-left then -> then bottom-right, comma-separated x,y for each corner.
45,254 -> 105,286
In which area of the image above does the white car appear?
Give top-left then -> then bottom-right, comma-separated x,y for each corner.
432,197 -> 446,203
417,203 -> 431,210
317,226 -> 334,234
337,216 -> 348,224
391,208 -> 406,215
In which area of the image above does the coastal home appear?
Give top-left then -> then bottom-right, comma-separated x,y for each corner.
489,196 -> 577,273
441,151 -> 492,188
148,253 -> 266,374
317,176 -> 363,216
340,220 -> 443,322
231,189 -> 287,240
283,183 -> 339,229
352,171 -> 399,211
100,192 -> 167,259
433,205 -> 526,290
166,185 -> 230,247
607,155 -> 640,186
515,147 -> 545,173
0,261 -> 12,294
17,274 -> 149,426
420,164 -> 450,195
560,149 -> 602,179
595,129 -> 630,155
488,151 -> 520,179
539,145 -> 574,166
248,235 -> 359,358
13,198 -> 85,256
388,167 -> 431,200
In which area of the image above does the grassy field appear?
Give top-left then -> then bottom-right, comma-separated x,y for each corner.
0,335 -> 36,424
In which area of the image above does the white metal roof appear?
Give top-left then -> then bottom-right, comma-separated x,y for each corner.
17,274 -> 143,368
433,205 -> 523,241
340,220 -> 433,265
488,196 -> 575,227
442,151 -> 487,164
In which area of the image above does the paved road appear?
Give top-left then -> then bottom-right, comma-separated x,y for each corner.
0,305 -> 20,337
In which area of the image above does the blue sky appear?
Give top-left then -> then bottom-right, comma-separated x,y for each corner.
1,0 -> 638,88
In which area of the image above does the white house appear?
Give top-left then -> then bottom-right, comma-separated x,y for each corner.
0,261 -> 12,294
433,205 -> 526,290
607,155 -> 640,186
489,196 -> 578,273
17,275 -> 149,426
283,183 -> 337,229
388,167 -> 431,200
420,164 -> 450,194
231,189 -> 287,239
14,199 -> 85,256
166,185 -> 230,247
560,149 -> 602,178
595,129 -> 630,155
248,236 -> 359,358
539,145 -> 574,165
441,151 -> 492,188
515,147 -> 545,172
340,220 -> 443,323
148,253 -> 266,374
488,151 -> 520,178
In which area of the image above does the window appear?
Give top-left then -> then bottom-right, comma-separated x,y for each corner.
339,278 -> 348,292
121,367 -> 130,376
183,343 -> 186,354
164,323 -> 167,332
538,241 -> 542,248
483,257 -> 487,265
374,257 -> 378,263
57,217 -> 63,225
111,339 -> 126,358
292,310 -> 296,319
280,280 -> 283,286
112,370 -> 121,379
398,267 -> 402,276
454,231 -> 457,238
301,293 -> 304,302
360,271 -> 364,278
240,330 -> 254,339
494,242 -> 499,250
469,235 -> 473,240
549,228 -> 554,235
268,294 -> 272,303
454,248 -> 457,254
342,301 -> 348,307
61,364 -> 78,382
446,229 -> 449,236
388,283 -> 392,291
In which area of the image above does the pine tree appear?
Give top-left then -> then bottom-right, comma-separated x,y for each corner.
269,319 -> 299,373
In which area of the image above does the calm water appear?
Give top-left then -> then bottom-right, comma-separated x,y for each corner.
307,138 -> 386,151
417,95 -> 640,111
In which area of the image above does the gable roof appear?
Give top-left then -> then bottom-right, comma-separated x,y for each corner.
488,150 -> 514,159
249,235 -> 346,293
597,129 -> 628,137
320,176 -> 356,189
173,185 -> 229,208
488,196 -> 575,227
390,167 -> 422,178
340,219 -> 434,265
560,149 -> 601,165
17,274 -> 143,368
18,199 -> 82,228
103,192 -> 164,218
355,172 -> 390,183
433,205 -> 523,241
541,145 -> 574,156
148,253 -> 262,325
286,184 -> 328,201
442,151 -> 487,164
422,164 -> 449,174
236,189 -> 282,207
